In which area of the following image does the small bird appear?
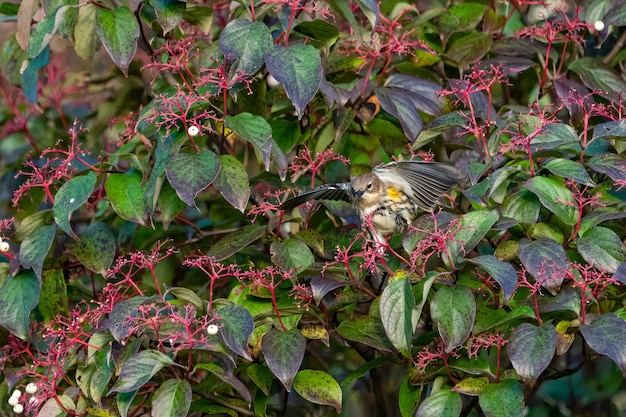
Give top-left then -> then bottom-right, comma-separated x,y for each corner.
280,160 -> 464,243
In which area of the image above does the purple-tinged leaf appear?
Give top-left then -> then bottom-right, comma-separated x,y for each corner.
219,18 -> 272,75
53,171 -> 97,239
218,304 -> 254,361
468,255 -> 517,301
261,328 -> 306,391
165,151 -> 221,209
270,239 -> 314,274
95,6 -> 139,76
293,370 -> 342,413
310,274 -> 354,305
478,380 -> 524,417
508,323 -> 556,386
376,87 -> 423,141
110,350 -> 175,393
554,79 -> 590,126
380,277 -> 416,358
587,153 -> 626,182
354,0 -> 379,27
19,224 -> 56,281
580,313 -> 626,376
524,176 -> 577,226
479,56 -> 535,75
213,155 -> 250,212
151,0 -> 185,34
518,238 -> 568,296
535,286 -> 580,315
577,227 -> 626,273
152,379 -> 191,417
195,362 -> 252,404
0,271 -> 39,340
38,395 -> 76,417
415,388 -> 462,417
105,171 -> 152,228
105,296 -> 152,342
593,119 -> 626,141
431,286 -> 476,352
414,111 -> 468,149
336,316 -> 395,352
265,44 -> 322,119
543,158 -> 594,186
207,224 -> 265,261
385,74 -> 444,116
615,262 -> 626,284
578,208 -> 626,237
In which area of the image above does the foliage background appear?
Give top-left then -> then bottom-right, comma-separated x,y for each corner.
1,0 -> 626,416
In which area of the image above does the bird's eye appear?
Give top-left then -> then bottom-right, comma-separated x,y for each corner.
367,182 -> 373,190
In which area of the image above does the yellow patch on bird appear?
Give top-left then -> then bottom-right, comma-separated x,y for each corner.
386,186 -> 405,202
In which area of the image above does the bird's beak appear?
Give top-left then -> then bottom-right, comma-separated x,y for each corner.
353,189 -> 363,199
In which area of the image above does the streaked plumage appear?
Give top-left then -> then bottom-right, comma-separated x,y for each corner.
280,160 -> 464,243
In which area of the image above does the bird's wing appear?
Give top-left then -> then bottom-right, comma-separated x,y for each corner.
373,161 -> 464,210
280,182 -> 352,211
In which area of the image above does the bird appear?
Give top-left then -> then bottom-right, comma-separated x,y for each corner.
280,160 -> 465,244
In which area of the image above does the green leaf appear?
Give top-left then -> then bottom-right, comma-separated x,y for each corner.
270,239 -> 314,275
336,316 -> 395,352
530,122 -> 580,150
508,323 -> 556,385
518,238 -> 568,296
379,277 -> 416,358
261,328 -> 306,391
446,32 -> 492,69
165,151 -> 221,209
151,0 -> 185,34
105,171 -> 151,227
53,171 -> 97,239
151,379 -> 192,417
218,18 -> 272,75
438,2 -> 485,32
478,380 -> 524,417
430,286 -> 476,352
543,158 -> 594,186
0,271 -> 40,340
399,374 -> 422,417
293,370 -> 342,413
579,313 -> 626,376
524,176 -> 577,226
247,364 -> 274,396
39,268 -> 69,322
213,155 -> 250,212
293,20 -> 339,47
577,227 -> 626,273
67,222 -> 116,276
207,224 -> 266,261
218,304 -> 254,361
468,255 -> 517,301
225,113 -> 277,174
265,44 -> 322,119
472,306 -> 535,335
110,350 -> 176,393
569,57 -> 626,94
95,6 -> 139,76
157,180 -> 187,230
117,391 -> 138,417
74,3 -> 100,60
22,44 -> 49,103
19,224 -> 56,281
446,210 -> 498,265
194,363 -> 251,404
502,189 -> 540,224
415,387 -> 462,417
587,153 -> 626,182
578,208 -> 626,237
27,5 -> 71,58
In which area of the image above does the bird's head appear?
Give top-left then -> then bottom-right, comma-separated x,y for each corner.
350,173 -> 383,203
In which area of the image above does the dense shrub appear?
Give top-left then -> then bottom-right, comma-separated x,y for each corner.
1,0 -> 626,416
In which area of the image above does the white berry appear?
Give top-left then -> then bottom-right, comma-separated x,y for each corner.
8,396 -> 19,406
25,383 -> 37,394
0,241 -> 9,252
13,404 -> 24,414
11,390 -> 21,399
594,20 -> 605,31
187,125 -> 200,137
206,324 -> 219,335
